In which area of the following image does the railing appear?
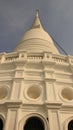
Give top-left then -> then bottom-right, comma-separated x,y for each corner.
27,56 -> 43,60
52,56 -> 67,63
0,52 -> 73,65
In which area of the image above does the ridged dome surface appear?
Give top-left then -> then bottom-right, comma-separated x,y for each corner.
14,11 -> 59,54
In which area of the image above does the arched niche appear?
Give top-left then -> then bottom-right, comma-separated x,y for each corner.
0,118 -> 4,130
24,116 -> 44,130
18,113 -> 48,130
68,120 -> 73,130
63,117 -> 73,130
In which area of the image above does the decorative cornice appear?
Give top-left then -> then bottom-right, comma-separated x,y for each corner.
45,101 -> 62,109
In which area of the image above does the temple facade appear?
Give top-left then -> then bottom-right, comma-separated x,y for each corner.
0,11 -> 73,130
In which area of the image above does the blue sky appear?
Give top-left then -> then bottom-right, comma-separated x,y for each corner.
0,0 -> 73,55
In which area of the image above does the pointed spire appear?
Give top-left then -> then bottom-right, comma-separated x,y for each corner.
31,10 -> 43,29
36,9 -> 39,17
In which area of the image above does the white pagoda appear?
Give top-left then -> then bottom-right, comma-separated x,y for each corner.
0,11 -> 73,130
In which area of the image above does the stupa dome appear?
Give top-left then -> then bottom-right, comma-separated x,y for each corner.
14,11 -> 59,54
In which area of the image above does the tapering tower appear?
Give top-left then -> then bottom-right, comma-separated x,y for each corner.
14,10 -> 59,54
0,11 -> 73,130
